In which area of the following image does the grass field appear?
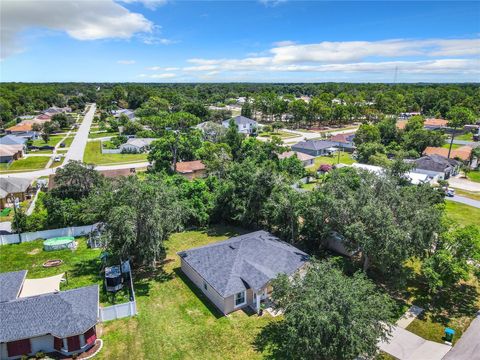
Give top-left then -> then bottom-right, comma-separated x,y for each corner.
0,156 -> 49,173
467,170 -> 480,183
89,131 -> 119,139
83,141 -> 148,165
307,152 -> 356,169
259,130 -> 297,139
99,226 -> 274,360
453,189 -> 480,201
0,237 -> 127,305
32,135 -> 64,147
444,201 -> 480,226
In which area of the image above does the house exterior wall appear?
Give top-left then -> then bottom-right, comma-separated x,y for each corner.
119,144 -> 143,153
413,168 -> 444,181
290,146 -> 327,157
302,158 -> 314,167
0,155 -> 14,163
180,258 -> 227,314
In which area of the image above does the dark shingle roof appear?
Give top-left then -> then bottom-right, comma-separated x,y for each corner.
0,270 -> 27,302
415,154 -> 460,173
292,140 -> 338,151
178,231 -> 309,297
0,285 -> 99,342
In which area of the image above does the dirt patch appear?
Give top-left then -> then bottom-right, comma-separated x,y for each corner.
28,248 -> 41,255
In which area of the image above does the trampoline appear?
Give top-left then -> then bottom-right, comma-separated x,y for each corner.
43,236 -> 76,251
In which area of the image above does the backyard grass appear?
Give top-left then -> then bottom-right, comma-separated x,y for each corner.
32,135 -> 64,147
467,170 -> 480,183
89,131 -> 119,139
259,130 -> 297,139
0,156 -> 49,173
444,201 -> 480,226
99,226 -> 275,360
306,151 -> 356,169
84,141 -> 148,165
0,237 -> 128,305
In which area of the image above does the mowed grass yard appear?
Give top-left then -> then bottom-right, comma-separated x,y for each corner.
32,135 -> 64,147
467,170 -> 480,183
0,156 -> 49,173
444,201 -> 480,226
88,131 -> 119,139
99,226 -> 275,360
307,151 -> 356,169
84,141 -> 148,165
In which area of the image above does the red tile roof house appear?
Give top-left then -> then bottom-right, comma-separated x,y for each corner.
175,160 -> 206,180
0,270 -> 100,359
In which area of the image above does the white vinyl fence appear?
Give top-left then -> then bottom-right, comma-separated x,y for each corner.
0,223 -> 100,245
99,301 -> 137,322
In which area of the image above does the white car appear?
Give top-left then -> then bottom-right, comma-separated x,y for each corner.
53,155 -> 62,162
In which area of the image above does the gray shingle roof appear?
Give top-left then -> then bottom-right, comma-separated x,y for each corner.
223,116 -> 257,126
0,285 -> 99,342
415,154 -> 460,173
178,231 -> 309,297
0,135 -> 27,146
0,177 -> 33,199
292,140 -> 338,151
0,270 -> 27,302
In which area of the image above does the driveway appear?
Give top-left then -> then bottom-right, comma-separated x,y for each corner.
378,325 -> 451,360
446,195 -> 480,208
64,103 -> 96,162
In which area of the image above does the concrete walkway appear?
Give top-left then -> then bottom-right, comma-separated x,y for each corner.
446,195 -> 480,208
396,305 -> 424,328
379,326 -> 451,360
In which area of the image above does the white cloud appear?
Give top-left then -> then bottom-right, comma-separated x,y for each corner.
273,40 -> 296,47
140,35 -> 178,45
1,0 -> 153,59
118,60 -> 136,65
259,0 -> 287,7
140,73 -> 176,79
120,0 -> 168,10
145,66 -> 179,71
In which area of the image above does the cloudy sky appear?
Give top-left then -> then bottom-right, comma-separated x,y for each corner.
1,0 -> 479,82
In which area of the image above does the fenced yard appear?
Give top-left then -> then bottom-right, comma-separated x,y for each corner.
84,141 -> 148,165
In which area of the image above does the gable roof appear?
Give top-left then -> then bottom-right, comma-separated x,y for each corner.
0,135 -> 27,146
329,133 -> 355,143
176,160 -> 205,174
0,270 -> 27,303
424,118 -> 448,127
0,177 -> 33,199
423,146 -> 472,161
0,284 -> 99,342
178,230 -> 309,297
223,116 -> 257,126
415,154 -> 460,172
292,140 -> 338,151
123,138 -> 155,148
6,122 -> 34,132
0,144 -> 23,157
278,151 -> 315,162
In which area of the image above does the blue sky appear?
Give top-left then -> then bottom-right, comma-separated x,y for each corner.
1,0 -> 479,82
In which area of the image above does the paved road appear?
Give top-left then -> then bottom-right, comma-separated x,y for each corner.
64,103 -> 96,162
452,139 -> 479,146
446,195 -> 480,208
449,177 -> 480,192
259,127 -> 358,145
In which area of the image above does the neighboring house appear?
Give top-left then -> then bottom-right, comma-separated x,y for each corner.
329,133 -> 356,152
278,151 -> 315,167
352,163 -> 431,185
0,177 -> 33,209
0,135 -> 27,147
424,118 -> 448,130
0,145 -> 24,163
222,116 -> 257,134
291,140 -> 339,157
119,138 -> 155,153
0,270 -> 99,360
34,114 -> 52,121
5,122 -> 38,139
396,119 -> 408,130
443,311 -> 480,360
175,160 -> 206,180
112,109 -> 135,120
423,146 -> 473,162
44,106 -> 71,115
178,230 -> 309,315
414,154 -> 461,180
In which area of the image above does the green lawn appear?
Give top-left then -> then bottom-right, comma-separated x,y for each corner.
61,136 -> 75,147
89,131 -> 119,139
467,171 -> 480,183
99,226 -> 275,359
0,237 -> 126,305
441,143 -> 461,150
456,133 -> 474,141
84,141 -> 148,165
50,156 -> 65,168
0,156 -> 49,173
444,201 -> 480,226
259,130 -> 297,139
32,135 -> 64,147
307,151 -> 356,169
453,189 -> 480,201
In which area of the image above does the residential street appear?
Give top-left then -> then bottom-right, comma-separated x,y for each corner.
446,195 -> 480,208
449,177 -> 480,192
64,103 -> 96,162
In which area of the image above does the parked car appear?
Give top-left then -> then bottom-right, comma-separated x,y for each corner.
53,155 -> 62,162
60,142 -> 66,148
445,188 -> 455,197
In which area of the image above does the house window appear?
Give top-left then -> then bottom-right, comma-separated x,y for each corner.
234,291 -> 246,307
203,282 -> 208,291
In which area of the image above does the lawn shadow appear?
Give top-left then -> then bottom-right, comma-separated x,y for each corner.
429,283 -> 479,324
68,257 -> 102,282
132,263 -> 174,298
253,320 -> 290,360
173,267 -> 224,319
201,224 -> 251,239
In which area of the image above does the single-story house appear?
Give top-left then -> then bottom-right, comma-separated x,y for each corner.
423,146 -> 473,162
414,154 -> 460,180
222,116 -> 257,134
352,163 -> 431,185
0,177 -> 33,209
119,138 -> 155,153
0,145 -> 24,163
329,133 -> 356,152
112,109 -> 135,120
175,160 -> 206,180
44,106 -> 71,115
424,118 -> 448,130
278,151 -> 315,167
0,270 -> 99,359
0,135 -> 27,147
291,140 -> 339,157
178,230 -> 309,315
5,122 -> 38,139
